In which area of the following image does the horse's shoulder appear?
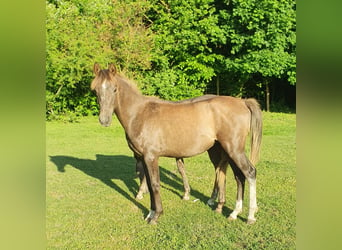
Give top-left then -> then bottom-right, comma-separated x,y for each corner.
143,99 -> 162,113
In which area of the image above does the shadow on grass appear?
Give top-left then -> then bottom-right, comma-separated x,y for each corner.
50,154 -> 148,214
49,154 -> 216,217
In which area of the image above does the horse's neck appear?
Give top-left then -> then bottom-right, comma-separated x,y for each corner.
114,79 -> 146,130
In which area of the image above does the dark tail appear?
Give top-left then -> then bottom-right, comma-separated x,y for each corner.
245,98 -> 263,165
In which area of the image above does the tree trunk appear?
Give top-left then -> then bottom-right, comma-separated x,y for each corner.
266,81 -> 270,112
216,77 -> 220,95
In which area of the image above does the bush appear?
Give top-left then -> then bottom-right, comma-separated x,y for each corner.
46,0 -> 153,119
46,0 -> 296,117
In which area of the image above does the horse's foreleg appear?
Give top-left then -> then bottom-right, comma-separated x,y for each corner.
228,164 -> 245,221
141,160 -> 155,222
136,160 -> 148,199
136,175 -> 148,200
207,143 -> 225,206
176,158 -> 190,200
143,154 -> 163,224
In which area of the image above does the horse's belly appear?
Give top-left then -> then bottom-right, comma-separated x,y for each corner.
139,108 -> 217,157
160,132 -> 216,158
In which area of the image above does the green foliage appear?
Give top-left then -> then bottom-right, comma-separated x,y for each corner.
140,0 -> 226,100
217,0 -> 296,96
46,0 -> 296,118
46,0 -> 153,118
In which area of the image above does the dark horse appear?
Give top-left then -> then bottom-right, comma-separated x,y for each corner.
91,64 -> 262,224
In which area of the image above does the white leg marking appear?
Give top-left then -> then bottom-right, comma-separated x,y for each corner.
136,191 -> 144,200
145,210 -> 155,221
229,199 -> 243,220
183,194 -> 190,200
247,178 -> 258,224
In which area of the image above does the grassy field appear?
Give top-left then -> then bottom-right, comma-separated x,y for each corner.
46,112 -> 296,249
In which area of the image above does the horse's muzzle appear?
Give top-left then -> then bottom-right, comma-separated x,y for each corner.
99,114 -> 112,127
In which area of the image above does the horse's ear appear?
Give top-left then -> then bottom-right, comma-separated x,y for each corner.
94,63 -> 101,75
108,64 -> 117,76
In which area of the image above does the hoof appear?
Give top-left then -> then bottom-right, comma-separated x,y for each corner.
136,194 -> 143,200
215,208 -> 222,214
207,199 -> 215,206
144,210 -> 159,225
247,218 -> 256,225
148,219 -> 158,225
144,210 -> 155,222
182,195 -> 190,201
227,215 -> 237,221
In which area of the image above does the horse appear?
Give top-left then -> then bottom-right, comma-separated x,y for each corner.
135,142 -> 227,205
135,94 -> 218,201
91,63 -> 262,225
135,95 -> 244,207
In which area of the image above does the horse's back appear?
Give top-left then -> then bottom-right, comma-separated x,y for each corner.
141,95 -> 250,133
135,96 -> 251,157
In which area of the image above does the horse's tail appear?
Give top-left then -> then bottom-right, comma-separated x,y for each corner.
245,98 -> 263,165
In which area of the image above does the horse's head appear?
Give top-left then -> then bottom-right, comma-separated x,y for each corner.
91,63 -> 118,127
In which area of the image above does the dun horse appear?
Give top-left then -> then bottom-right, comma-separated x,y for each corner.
135,94 -> 218,201
136,141 -> 232,207
91,64 -> 262,224
135,104 -> 256,207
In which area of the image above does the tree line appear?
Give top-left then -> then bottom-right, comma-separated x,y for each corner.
46,0 -> 296,119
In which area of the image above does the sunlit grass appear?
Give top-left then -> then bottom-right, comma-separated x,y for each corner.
46,112 -> 296,249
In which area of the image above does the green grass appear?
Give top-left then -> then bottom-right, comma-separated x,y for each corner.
46,112 -> 296,249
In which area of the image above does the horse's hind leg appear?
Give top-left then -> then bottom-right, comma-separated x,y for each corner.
176,158 -> 191,200
228,151 -> 257,224
227,163 -> 246,221
220,141 -> 257,224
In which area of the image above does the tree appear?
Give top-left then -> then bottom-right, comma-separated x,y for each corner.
140,0 -> 226,100
215,0 -> 296,110
46,0 -> 153,119
46,0 -> 296,118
